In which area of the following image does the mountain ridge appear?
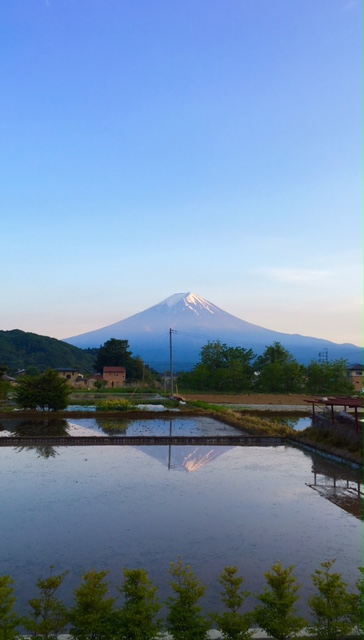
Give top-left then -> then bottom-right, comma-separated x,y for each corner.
64,292 -> 363,370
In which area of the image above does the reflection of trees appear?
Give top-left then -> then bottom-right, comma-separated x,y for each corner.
12,419 -> 69,438
9,419 -> 69,459
95,418 -> 131,434
15,444 -> 59,459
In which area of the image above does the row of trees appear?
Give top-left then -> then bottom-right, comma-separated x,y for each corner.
1,559 -> 362,640
178,341 -> 356,394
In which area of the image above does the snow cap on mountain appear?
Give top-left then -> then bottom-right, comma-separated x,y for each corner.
159,292 -> 215,315
64,291 -> 363,368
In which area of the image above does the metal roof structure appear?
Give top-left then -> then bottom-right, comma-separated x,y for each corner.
306,397 -> 363,431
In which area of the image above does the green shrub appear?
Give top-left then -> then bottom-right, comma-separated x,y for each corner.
308,560 -> 353,640
166,557 -> 210,640
253,561 -> 306,640
96,399 -> 137,412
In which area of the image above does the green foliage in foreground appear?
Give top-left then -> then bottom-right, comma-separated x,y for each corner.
0,575 -> 19,640
22,569 -> 70,640
211,566 -> 252,640
113,568 -> 162,640
69,569 -> 116,640
1,561 -> 362,640
253,562 -> 306,640
349,567 -> 364,635
14,370 -> 72,411
308,561 -> 355,640
166,557 -> 210,640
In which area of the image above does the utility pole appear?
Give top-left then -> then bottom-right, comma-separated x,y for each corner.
169,328 -> 174,396
318,348 -> 328,364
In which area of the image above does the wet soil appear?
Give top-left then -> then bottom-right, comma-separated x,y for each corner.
182,393 -> 311,405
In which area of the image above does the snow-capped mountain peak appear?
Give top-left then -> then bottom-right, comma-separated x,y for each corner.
159,292 -> 215,315
64,292 -> 363,369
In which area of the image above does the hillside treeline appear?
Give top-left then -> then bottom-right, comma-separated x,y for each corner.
1,559 -> 362,640
178,341 -> 356,395
0,330 -> 96,374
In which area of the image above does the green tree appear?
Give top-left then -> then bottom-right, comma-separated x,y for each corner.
180,341 -> 255,392
178,364 -> 211,391
253,561 -> 306,640
0,575 -> 20,640
112,568 -> 162,640
348,567 -> 363,636
94,339 -> 144,382
254,343 -> 305,393
308,560 -> 353,640
0,367 -> 10,407
211,566 -> 252,640
13,375 -> 39,410
22,568 -> 69,640
69,569 -> 115,640
14,370 -> 71,411
305,360 -> 355,395
166,557 -> 210,640
256,342 -> 296,366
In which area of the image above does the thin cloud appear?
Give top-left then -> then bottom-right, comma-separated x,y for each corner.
259,268 -> 332,284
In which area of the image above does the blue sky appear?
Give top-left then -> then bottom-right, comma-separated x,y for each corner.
1,0 -> 362,346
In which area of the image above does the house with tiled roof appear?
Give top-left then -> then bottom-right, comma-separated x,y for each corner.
102,366 -> 126,388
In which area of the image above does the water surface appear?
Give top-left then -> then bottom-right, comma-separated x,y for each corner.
0,437 -> 362,617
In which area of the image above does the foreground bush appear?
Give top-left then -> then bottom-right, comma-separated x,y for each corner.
1,560 -> 362,639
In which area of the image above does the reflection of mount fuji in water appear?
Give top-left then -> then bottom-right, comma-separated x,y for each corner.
136,445 -> 233,472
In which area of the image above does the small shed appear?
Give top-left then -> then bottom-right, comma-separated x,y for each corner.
306,397 -> 363,432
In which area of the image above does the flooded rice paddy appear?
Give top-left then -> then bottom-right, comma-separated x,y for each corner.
0,416 -> 362,616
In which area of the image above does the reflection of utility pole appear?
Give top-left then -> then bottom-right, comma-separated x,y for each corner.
169,328 -> 174,396
168,419 -> 172,470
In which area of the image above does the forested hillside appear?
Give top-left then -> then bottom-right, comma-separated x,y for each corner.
0,330 -> 97,374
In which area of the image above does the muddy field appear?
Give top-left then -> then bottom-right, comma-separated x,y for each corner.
182,393 -> 311,405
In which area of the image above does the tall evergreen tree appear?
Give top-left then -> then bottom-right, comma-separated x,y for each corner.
308,560 -> 353,640
94,339 -> 144,382
0,575 -> 20,640
166,557 -> 210,640
113,568 -> 162,640
211,566 -> 252,640
253,562 -> 306,640
22,568 -> 69,640
348,567 -> 363,636
69,569 -> 115,640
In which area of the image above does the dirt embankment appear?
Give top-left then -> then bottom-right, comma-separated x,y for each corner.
182,393 -> 311,405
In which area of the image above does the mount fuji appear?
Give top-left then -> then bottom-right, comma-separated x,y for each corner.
64,292 -> 363,371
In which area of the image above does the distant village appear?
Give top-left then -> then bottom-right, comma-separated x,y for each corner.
3,363 -> 363,394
